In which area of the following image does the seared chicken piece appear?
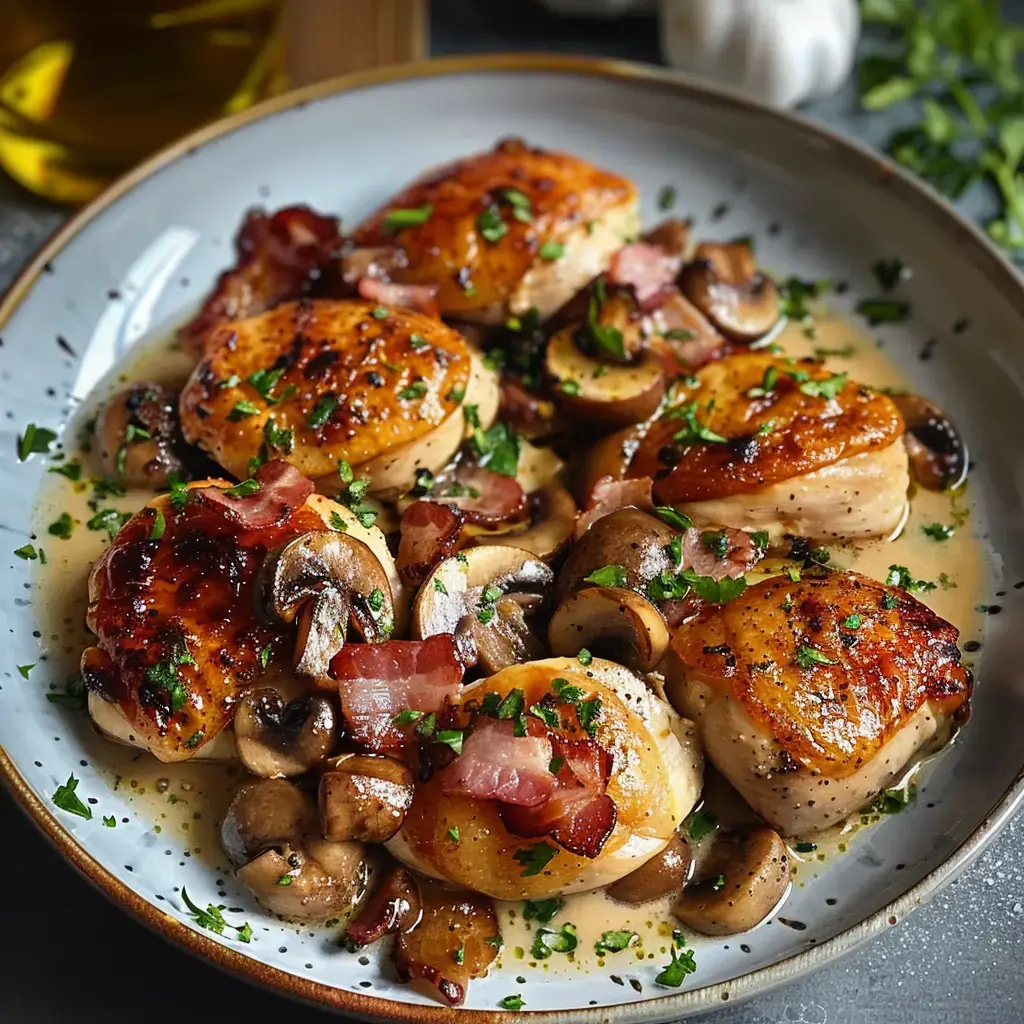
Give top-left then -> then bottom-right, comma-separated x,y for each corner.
667,571 -> 971,834
82,463 -> 404,763
628,352 -> 909,541
349,138 -> 639,324
387,658 -> 702,900
179,299 -> 498,495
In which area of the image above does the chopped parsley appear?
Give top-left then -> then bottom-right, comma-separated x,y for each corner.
747,365 -> 779,398
921,522 -> 955,541
579,279 -> 625,359
48,513 -> 74,539
799,373 -> 848,400
477,205 -> 508,244
886,564 -> 937,593
433,578 -> 448,595
384,204 -> 433,231
538,239 -> 565,261
873,258 -> 906,292
49,459 -> 82,481
392,709 -> 425,726
463,406 -> 523,478
17,423 -> 57,461
228,399 -> 260,421
595,930 -> 639,956
843,613 -> 863,630
655,931 -> 697,987
882,591 -> 899,610
149,509 -> 166,540
655,506 -> 694,531
262,417 -> 294,453
452,945 -> 465,965
514,842 -> 557,877
46,673 -> 86,709
657,184 -> 677,210
14,543 -> 39,560
531,922 -> 578,960
647,568 -> 747,605
17,664 -> 34,679
684,809 -> 716,842
499,995 -> 525,1010
795,840 -> 818,854
496,187 -> 533,223
778,277 -> 831,322
223,479 -> 260,499
548,756 -> 564,775
414,712 -> 437,739
409,333 -> 428,350
181,888 -> 252,942
103,815 -> 116,828
583,564 -> 627,588
795,644 -> 838,669
875,784 -> 917,815
435,729 -> 464,755
329,511 -> 348,532
560,379 -> 582,396
169,481 -> 189,511
856,298 -> 910,326
51,774 -> 92,819
551,677 -> 585,703
529,702 -> 560,729
399,381 -> 428,401
668,401 -> 728,445
307,393 -> 338,429
247,367 -> 295,404
371,305 -> 389,319
522,897 -> 564,925
447,825 -> 460,843
576,697 -> 601,738
576,648 -> 593,666
87,508 -> 130,541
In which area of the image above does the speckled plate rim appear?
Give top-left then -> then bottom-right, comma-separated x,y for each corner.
2,53 -> 1023,1023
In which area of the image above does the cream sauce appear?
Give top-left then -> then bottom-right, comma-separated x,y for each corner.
27,305 -> 989,975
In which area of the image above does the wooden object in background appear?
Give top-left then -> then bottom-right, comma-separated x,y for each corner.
286,0 -> 427,87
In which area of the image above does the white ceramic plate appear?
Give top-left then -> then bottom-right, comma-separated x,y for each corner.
2,56 -> 1022,1022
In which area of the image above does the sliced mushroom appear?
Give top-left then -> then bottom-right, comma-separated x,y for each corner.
95,383 -> 189,488
555,507 -> 676,605
478,482 -> 577,561
393,880 -> 501,1006
681,242 -> 780,343
607,832 -> 692,904
414,545 -> 554,673
548,585 -> 670,672
545,324 -> 665,427
258,530 -> 395,678
319,753 -> 415,843
643,218 -> 691,259
576,423 -> 645,509
221,778 -> 367,923
234,688 -> 338,779
672,826 -> 789,936
890,392 -> 968,491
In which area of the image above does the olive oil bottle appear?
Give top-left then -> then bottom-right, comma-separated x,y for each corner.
0,0 -> 286,203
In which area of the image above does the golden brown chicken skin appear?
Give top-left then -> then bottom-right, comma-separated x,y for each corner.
179,299 -> 475,485
630,353 -> 905,504
82,473 -> 328,763
672,571 -> 971,776
351,138 -> 639,323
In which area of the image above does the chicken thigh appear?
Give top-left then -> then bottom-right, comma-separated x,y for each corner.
667,571 -> 971,834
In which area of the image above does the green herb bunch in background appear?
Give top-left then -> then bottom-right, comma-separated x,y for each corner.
859,0 -> 1024,255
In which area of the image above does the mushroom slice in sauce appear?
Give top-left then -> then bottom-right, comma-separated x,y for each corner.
681,241 -> 781,342
319,753 -> 415,843
414,545 -> 554,673
478,482 -> 578,562
890,392 -> 969,491
94,383 -> 190,488
233,688 -> 338,779
607,832 -> 692,905
545,322 -> 665,427
548,585 -> 670,672
258,529 -> 395,678
672,827 -> 789,936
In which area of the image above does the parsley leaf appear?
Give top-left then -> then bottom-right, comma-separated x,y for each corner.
886,564 -> 937,593
523,896 -> 564,925
51,774 -> 92,819
584,564 -> 627,588
307,393 -> 338,429
384,204 -> 433,231
655,932 -> 697,987
921,522 -> 955,541
594,930 -> 639,956
514,842 -> 557,876
795,644 -> 838,669
18,423 -> 57,461
667,401 -> 728,445
531,922 -> 578,959
684,809 -> 716,841
181,888 -> 252,942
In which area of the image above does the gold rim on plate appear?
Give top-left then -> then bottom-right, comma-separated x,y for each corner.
1,53 -> 1022,1022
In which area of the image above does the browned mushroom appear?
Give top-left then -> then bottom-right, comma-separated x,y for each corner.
890,392 -> 968,491
555,507 -> 676,605
643,218 -> 691,259
234,688 -> 338,778
607,832 -> 692,904
672,826 -> 790,936
576,424 -> 645,509
345,865 -> 422,946
548,585 -> 670,672
414,545 -> 553,673
221,778 -> 367,923
545,323 -> 665,427
681,241 -> 780,342
95,383 -> 189,488
258,530 -> 395,677
319,753 -> 415,843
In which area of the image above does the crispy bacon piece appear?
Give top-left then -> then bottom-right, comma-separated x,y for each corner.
498,377 -> 557,435
435,464 -> 527,526
340,244 -> 407,286
329,635 -> 463,752
345,867 -> 421,947
681,525 -> 762,580
393,881 -> 500,1006
441,718 -> 554,807
500,733 -> 617,858
573,475 -> 654,540
179,205 -> 342,357
357,276 -> 440,318
396,501 -> 466,588
608,241 -> 682,311
646,290 -> 727,372
193,460 -> 314,531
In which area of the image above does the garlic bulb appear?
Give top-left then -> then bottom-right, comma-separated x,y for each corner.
659,0 -> 860,109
